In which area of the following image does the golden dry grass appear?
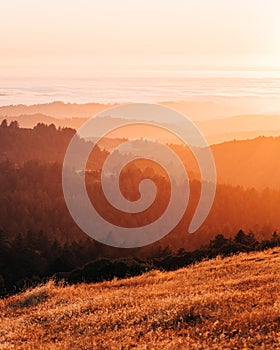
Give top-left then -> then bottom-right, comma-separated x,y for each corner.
0,248 -> 279,350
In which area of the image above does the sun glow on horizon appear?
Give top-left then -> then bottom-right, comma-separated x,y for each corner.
1,0 -> 280,78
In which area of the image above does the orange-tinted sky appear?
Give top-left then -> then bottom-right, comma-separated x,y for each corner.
1,0 -> 280,77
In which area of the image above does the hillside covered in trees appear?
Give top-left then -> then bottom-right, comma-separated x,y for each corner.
1,121 -> 280,244
1,121 -> 280,294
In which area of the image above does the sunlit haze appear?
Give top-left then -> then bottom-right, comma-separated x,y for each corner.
1,0 -> 280,78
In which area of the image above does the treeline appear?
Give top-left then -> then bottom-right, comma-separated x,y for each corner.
1,158 -> 280,249
0,120 -> 107,167
0,229 -> 279,296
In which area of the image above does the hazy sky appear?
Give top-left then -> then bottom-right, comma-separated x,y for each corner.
1,0 -> 280,77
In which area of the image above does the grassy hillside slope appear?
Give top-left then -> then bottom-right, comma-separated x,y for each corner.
0,248 -> 279,349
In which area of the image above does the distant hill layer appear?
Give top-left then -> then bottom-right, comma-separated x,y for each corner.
1,107 -> 280,144
0,101 -> 117,119
0,99 -> 265,120
1,123 -> 280,190
212,136 -> 280,189
0,113 -> 88,130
